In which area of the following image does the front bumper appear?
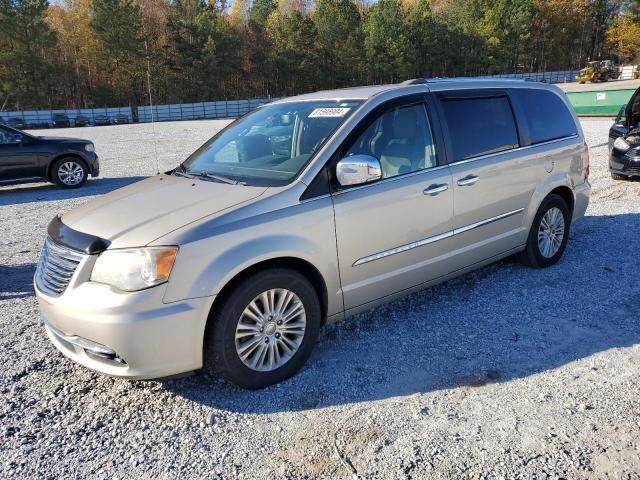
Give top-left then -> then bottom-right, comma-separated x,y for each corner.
609,150 -> 640,177
36,272 -> 214,380
88,153 -> 99,177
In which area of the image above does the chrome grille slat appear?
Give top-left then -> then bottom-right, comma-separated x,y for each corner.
35,237 -> 84,297
46,245 -> 82,263
44,254 -> 77,271
43,260 -> 74,277
41,269 -> 69,287
43,265 -> 73,280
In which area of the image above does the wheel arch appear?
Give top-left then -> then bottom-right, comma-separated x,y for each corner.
204,256 -> 329,334
548,185 -> 574,215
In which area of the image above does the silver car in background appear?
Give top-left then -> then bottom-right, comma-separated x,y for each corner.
35,79 -> 590,388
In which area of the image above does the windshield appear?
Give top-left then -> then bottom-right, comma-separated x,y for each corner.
180,100 -> 362,186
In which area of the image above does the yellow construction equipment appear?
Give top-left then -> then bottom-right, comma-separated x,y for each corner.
576,60 -> 618,83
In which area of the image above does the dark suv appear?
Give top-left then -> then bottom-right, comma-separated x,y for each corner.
609,87 -> 640,179
0,124 -> 98,188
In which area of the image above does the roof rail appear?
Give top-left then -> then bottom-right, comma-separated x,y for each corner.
402,77 -> 528,85
402,78 -> 428,85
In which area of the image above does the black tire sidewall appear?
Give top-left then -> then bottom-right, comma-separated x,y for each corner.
525,194 -> 570,268
206,269 -> 321,389
52,158 -> 88,188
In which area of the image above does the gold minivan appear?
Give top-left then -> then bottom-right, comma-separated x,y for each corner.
35,79 -> 590,388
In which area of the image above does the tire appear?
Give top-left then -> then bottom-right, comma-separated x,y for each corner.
203,268 -> 321,389
518,194 -> 570,268
51,157 -> 88,188
611,173 -> 627,181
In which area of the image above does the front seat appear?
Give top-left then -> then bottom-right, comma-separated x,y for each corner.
379,108 -> 424,178
236,134 -> 272,162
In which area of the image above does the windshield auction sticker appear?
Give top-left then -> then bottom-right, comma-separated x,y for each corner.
309,107 -> 351,118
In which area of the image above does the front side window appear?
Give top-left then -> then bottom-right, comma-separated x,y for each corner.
343,103 -> 437,179
180,100 -> 362,186
440,96 -> 519,161
512,89 -> 577,144
0,126 -> 20,144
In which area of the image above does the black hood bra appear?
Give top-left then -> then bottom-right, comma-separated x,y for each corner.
47,215 -> 110,254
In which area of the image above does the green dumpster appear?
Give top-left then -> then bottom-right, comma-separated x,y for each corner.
565,88 -> 636,116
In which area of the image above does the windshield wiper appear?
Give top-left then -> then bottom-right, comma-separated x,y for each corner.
173,165 -> 244,185
172,165 -> 195,178
193,171 -> 244,185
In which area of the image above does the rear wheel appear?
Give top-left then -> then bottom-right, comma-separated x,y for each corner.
519,194 -> 570,268
51,157 -> 88,188
203,268 -> 321,389
611,173 -> 627,181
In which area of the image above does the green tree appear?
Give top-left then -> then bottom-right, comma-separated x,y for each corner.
166,0 -> 241,101
91,0 -> 146,106
266,8 -> 319,95
249,0 -> 275,24
364,0 -> 410,83
0,0 -> 59,109
313,0 -> 364,89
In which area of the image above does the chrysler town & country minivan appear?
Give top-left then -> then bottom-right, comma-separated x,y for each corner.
35,79 -> 590,388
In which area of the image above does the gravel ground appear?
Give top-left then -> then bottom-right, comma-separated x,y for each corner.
1,119 -> 639,479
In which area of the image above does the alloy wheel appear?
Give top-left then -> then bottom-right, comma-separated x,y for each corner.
234,288 -> 307,372
58,161 -> 85,186
537,207 -> 565,258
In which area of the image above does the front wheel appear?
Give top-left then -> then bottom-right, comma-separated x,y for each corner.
204,268 -> 321,389
518,194 -> 570,268
51,157 -> 88,188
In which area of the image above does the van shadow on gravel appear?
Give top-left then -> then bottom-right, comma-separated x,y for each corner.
0,176 -> 146,206
0,263 -> 36,300
164,213 -> 640,413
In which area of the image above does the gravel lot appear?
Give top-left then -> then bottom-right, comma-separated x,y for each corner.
1,119 -> 639,479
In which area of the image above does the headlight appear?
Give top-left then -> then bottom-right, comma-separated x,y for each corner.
90,247 -> 178,291
84,143 -> 94,152
613,136 -> 630,152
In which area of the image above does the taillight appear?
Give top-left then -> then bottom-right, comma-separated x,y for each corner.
583,141 -> 590,178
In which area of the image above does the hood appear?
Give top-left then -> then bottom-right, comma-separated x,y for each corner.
36,136 -> 89,143
61,175 -> 268,248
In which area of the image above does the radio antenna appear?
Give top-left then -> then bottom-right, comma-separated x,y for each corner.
145,40 -> 160,175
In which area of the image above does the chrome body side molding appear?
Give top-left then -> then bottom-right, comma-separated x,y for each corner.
353,208 -> 525,266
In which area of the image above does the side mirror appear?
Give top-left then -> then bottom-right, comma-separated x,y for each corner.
11,133 -> 23,143
336,154 -> 382,187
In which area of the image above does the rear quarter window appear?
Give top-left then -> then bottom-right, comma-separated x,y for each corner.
512,89 -> 578,144
440,96 -> 519,161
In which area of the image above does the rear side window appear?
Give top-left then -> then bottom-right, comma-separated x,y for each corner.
440,96 -> 519,161
512,89 -> 577,144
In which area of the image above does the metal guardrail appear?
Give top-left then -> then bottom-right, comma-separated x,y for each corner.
138,98 -> 275,123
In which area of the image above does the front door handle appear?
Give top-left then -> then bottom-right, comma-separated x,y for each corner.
457,175 -> 479,186
423,183 -> 449,196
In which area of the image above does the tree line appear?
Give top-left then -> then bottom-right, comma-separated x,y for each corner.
1,0 -> 640,111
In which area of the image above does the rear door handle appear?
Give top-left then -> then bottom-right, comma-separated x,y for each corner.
457,175 -> 479,186
423,183 -> 449,196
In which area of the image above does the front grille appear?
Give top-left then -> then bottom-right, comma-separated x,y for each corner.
35,237 -> 83,297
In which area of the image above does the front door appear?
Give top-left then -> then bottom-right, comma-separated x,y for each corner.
0,127 -> 40,181
331,98 -> 455,310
